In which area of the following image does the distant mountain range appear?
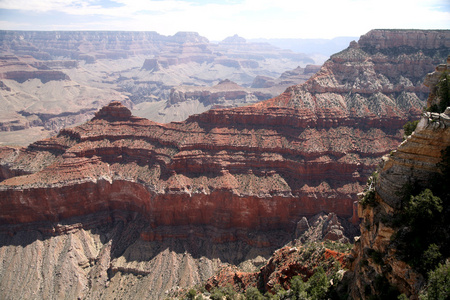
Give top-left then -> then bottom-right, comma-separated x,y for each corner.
249,36 -> 358,62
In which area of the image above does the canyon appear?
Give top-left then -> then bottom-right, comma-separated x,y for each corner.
0,29 -> 449,299
0,31 -> 317,145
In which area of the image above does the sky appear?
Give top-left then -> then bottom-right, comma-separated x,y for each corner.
0,0 -> 449,41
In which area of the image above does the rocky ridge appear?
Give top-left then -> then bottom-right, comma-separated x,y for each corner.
251,65 -> 321,89
257,30 -> 449,118
347,57 -> 450,299
0,101 -> 365,227
203,212 -> 355,295
168,79 -> 273,108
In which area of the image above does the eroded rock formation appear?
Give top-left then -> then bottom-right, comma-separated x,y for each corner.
347,57 -> 450,299
0,31 -> 317,142
0,101 -> 364,228
0,54 -> 127,140
168,79 -> 273,107
205,230 -> 349,295
0,30 -> 448,299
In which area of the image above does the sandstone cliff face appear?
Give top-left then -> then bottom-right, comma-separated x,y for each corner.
260,30 -> 449,120
0,101 -> 364,229
348,58 -> 450,299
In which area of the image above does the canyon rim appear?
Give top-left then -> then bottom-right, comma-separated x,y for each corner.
0,29 -> 449,299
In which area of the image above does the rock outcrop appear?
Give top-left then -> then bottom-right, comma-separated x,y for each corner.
205,235 -> 349,295
347,57 -> 450,299
0,55 -> 70,83
0,101 -> 364,229
168,79 -> 272,107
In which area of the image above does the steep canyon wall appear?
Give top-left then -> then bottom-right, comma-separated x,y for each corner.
0,29 -> 449,299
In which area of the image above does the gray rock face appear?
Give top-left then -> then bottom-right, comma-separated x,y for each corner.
295,217 -> 310,238
295,213 -> 354,244
0,211 -> 290,300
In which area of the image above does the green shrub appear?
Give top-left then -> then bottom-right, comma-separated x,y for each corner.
420,259 -> 450,300
307,267 -> 330,300
437,71 -> 450,113
186,289 -> 197,300
404,189 -> 443,228
289,275 -> 309,299
360,190 -> 377,208
210,288 -> 225,300
244,287 -> 264,300
422,244 -> 443,275
403,120 -> 419,137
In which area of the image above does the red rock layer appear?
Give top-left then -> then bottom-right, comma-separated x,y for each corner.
1,30 -> 448,238
205,243 -> 349,294
0,100 -> 395,232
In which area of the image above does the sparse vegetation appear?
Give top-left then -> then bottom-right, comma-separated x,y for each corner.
360,171 -> 378,208
391,146 -> 450,282
183,240 -> 352,300
186,288 -> 197,299
245,287 -> 264,300
394,153 -> 449,274
210,284 -> 238,300
403,120 -> 419,138
427,71 -> 450,113
355,141 -> 450,299
360,190 -> 377,208
323,240 -> 353,253
437,71 -> 450,113
420,259 -> 450,300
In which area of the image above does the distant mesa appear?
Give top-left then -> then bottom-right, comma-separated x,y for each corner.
93,101 -> 133,121
0,55 -> 70,83
221,34 -> 247,44
0,30 -> 319,140
172,31 -> 210,44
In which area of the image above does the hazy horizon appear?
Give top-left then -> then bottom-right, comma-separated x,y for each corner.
0,0 -> 449,41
